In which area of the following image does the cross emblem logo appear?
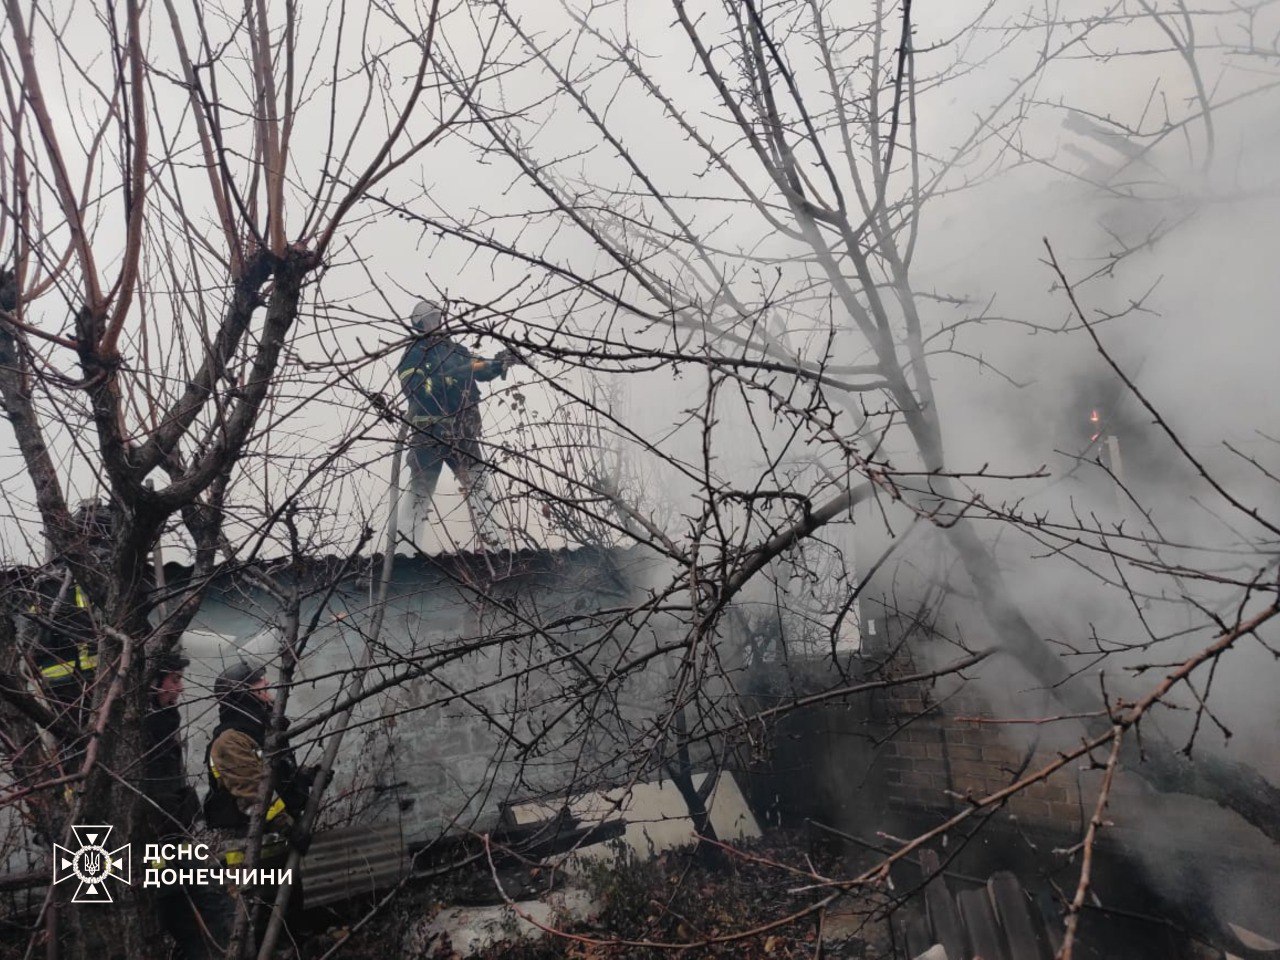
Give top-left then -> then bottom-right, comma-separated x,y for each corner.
52,825 -> 131,903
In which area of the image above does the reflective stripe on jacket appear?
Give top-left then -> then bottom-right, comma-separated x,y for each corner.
32,585 -> 97,683
398,335 -> 505,421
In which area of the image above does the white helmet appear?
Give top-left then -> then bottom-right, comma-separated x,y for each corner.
410,299 -> 443,333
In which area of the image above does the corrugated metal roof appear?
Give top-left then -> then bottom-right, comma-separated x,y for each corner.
1,544 -> 651,594
299,823 -> 409,908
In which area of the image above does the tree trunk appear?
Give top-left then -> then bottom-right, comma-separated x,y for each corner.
63,584 -> 164,959
64,691 -> 163,959
667,705 -> 720,861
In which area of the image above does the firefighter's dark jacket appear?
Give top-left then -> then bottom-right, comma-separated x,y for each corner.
398,335 -> 505,422
202,694 -> 309,837
143,701 -> 200,835
27,580 -> 97,688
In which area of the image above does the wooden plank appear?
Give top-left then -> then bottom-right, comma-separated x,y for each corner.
905,914 -> 933,959
957,887 -> 1007,960
1032,889 -> 1064,957
987,872 -> 1048,960
892,909 -> 922,958
919,850 -> 968,960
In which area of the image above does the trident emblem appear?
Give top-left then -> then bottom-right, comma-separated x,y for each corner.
52,825 -> 131,903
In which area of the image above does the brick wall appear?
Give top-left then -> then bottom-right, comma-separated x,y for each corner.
738,648 -> 1100,838
741,618 -> 1280,928
872,666 -> 1102,836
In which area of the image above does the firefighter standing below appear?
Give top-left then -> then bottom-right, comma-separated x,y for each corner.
13,568 -> 96,841
203,661 -> 312,936
26,572 -> 96,731
397,299 -> 516,548
26,501 -> 115,735
145,651 -> 234,959
23,566 -> 98,826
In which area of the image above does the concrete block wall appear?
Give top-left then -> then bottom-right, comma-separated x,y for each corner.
179,546 -> 719,841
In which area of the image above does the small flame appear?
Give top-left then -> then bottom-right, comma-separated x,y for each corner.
1089,409 -> 1100,423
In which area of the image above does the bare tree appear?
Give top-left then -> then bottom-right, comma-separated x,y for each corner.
0,1 -> 489,954
348,0 -> 1280,949
1,1 -> 1277,957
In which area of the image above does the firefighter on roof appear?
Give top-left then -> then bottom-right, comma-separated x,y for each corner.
397,299 -> 518,548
